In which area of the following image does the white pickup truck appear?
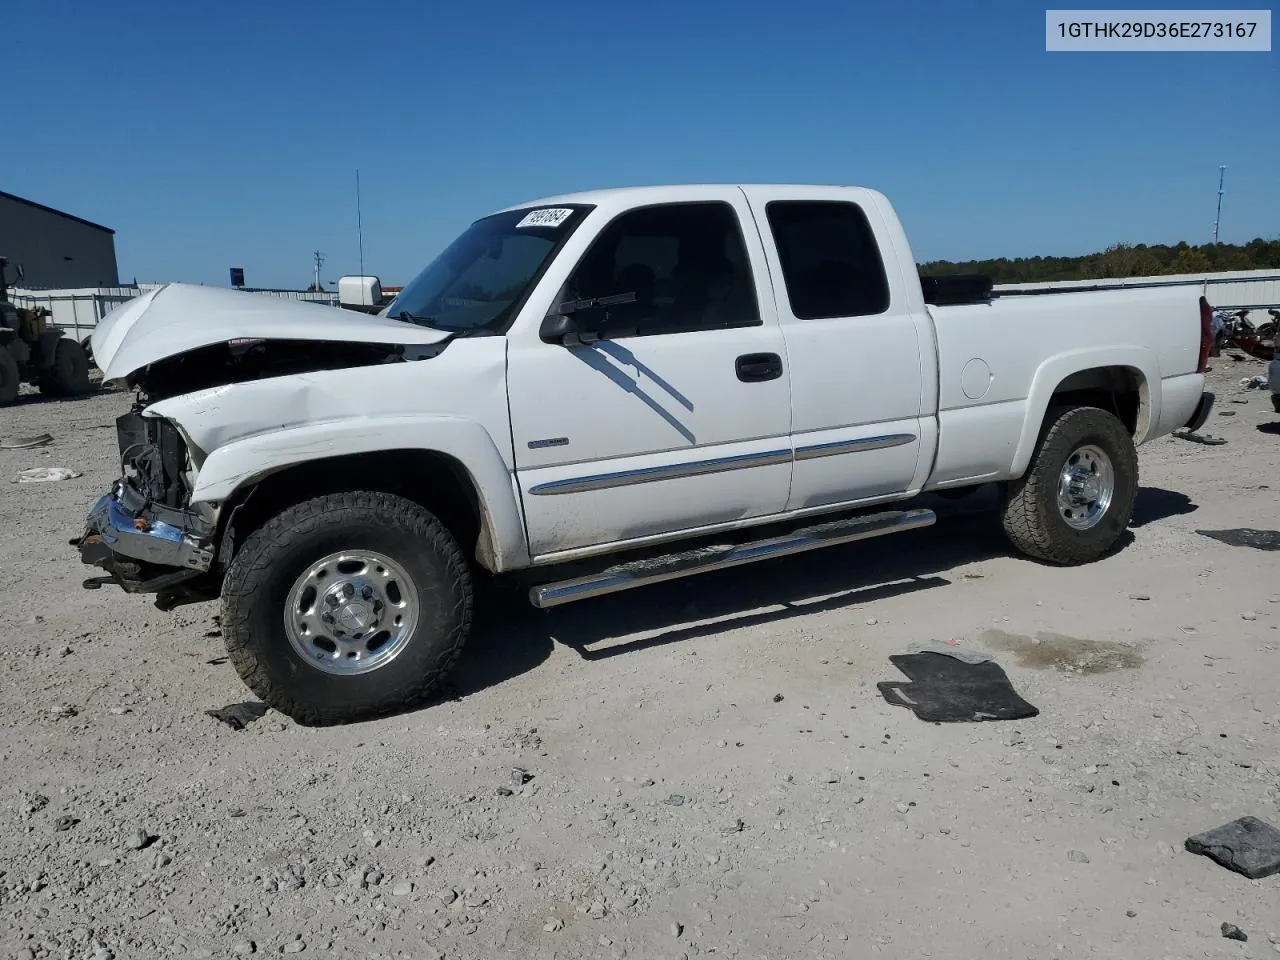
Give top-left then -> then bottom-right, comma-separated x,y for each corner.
75,184 -> 1215,724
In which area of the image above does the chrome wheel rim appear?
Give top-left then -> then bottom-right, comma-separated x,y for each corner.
1056,444 -> 1115,531
283,550 -> 419,676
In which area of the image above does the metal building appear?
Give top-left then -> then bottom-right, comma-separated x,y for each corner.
0,190 -> 119,288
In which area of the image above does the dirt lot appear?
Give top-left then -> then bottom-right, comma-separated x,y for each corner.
2,358 -> 1278,960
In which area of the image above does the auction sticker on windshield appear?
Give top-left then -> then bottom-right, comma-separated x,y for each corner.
516,208 -> 574,229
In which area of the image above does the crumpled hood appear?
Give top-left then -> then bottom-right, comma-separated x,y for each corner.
92,282 -> 452,381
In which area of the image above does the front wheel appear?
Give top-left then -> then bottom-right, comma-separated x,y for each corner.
0,348 -> 18,405
221,492 -> 473,725
1001,406 -> 1138,565
39,339 -> 93,396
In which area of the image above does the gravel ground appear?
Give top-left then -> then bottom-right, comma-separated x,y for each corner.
1,356 -> 1278,960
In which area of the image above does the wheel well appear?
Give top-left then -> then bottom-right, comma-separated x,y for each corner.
218,449 -> 488,572
1048,365 -> 1147,436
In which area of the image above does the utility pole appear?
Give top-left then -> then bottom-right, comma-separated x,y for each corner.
1213,165 -> 1227,244
356,169 -> 365,278
313,250 -> 325,291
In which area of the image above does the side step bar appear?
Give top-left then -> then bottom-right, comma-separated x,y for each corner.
528,508 -> 936,609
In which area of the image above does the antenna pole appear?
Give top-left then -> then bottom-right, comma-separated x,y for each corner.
313,250 -> 325,292
356,169 -> 365,277
1213,165 -> 1226,244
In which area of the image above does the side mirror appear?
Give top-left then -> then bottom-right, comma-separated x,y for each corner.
540,312 -> 604,346
540,313 -> 578,344
338,275 -> 382,310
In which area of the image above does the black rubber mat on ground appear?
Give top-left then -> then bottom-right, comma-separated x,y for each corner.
1186,817 -> 1280,879
878,652 -> 1039,722
1197,528 -> 1280,551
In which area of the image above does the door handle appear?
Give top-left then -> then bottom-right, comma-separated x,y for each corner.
736,352 -> 783,383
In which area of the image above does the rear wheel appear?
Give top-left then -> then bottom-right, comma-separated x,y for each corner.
0,348 -> 18,404
1001,406 -> 1137,565
221,491 -> 473,725
39,339 -> 92,396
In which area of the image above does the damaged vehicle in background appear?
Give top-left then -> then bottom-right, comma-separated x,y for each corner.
74,184 -> 1215,724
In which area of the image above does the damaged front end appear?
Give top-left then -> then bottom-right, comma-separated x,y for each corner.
73,409 -> 220,609
73,282 -> 460,609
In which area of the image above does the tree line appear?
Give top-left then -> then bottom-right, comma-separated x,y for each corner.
920,238 -> 1280,283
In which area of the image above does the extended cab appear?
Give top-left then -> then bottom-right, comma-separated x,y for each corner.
75,185 -> 1215,723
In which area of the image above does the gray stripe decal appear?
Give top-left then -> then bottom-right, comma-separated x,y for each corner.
794,433 -> 916,460
528,448 -> 791,496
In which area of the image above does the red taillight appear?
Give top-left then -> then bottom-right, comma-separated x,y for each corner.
1197,295 -> 1213,373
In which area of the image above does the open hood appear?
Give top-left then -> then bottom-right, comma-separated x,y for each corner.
92,283 -> 452,382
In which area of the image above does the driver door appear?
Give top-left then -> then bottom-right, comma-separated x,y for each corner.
506,193 -> 793,561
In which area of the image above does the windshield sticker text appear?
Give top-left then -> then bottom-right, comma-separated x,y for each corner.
516,208 -> 573,229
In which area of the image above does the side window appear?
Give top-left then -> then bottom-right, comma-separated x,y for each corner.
765,201 -> 890,319
560,202 -> 760,337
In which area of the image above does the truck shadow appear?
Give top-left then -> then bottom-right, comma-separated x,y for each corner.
1129,487 -> 1197,528
9,385 -> 117,407
442,485 -> 1184,700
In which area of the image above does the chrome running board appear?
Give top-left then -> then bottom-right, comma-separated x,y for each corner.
528,508 -> 936,609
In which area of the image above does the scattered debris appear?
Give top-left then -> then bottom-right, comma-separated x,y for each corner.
1067,850 -> 1090,864
53,815 -> 79,832
1221,923 -> 1248,942
1241,612 -> 1258,621
511,767 -> 532,785
878,651 -> 1038,722
772,693 -> 784,703
495,787 -> 513,797
205,702 -> 269,730
392,880 -> 413,897
865,618 -> 879,626
664,794 -> 687,807
1241,376 -> 1270,390
0,433 -> 52,450
1185,817 -> 1280,879
14,466 -> 81,483
126,828 -> 157,851
1128,593 -> 1151,601
49,703 -> 78,720
1172,430 -> 1227,445
1198,528 -> 1280,552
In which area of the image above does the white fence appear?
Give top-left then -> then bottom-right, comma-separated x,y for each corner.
994,268 -> 1280,310
9,284 -> 340,342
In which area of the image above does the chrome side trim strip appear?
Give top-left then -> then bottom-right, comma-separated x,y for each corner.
528,448 -> 791,496
794,433 -> 916,461
529,508 -> 937,608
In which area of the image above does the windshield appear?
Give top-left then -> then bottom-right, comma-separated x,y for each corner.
385,205 -> 591,333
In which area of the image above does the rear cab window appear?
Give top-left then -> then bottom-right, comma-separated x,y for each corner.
765,201 -> 890,319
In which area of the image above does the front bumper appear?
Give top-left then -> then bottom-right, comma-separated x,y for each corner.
74,483 -> 215,593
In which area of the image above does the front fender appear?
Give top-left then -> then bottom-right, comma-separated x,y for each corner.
1011,347 -> 1160,478
189,416 -> 529,572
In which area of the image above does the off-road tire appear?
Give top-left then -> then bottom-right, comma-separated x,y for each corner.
0,348 -> 18,405
39,339 -> 92,396
1001,405 -> 1137,565
221,492 -> 473,725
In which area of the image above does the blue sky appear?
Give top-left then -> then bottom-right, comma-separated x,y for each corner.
6,0 -> 1277,288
